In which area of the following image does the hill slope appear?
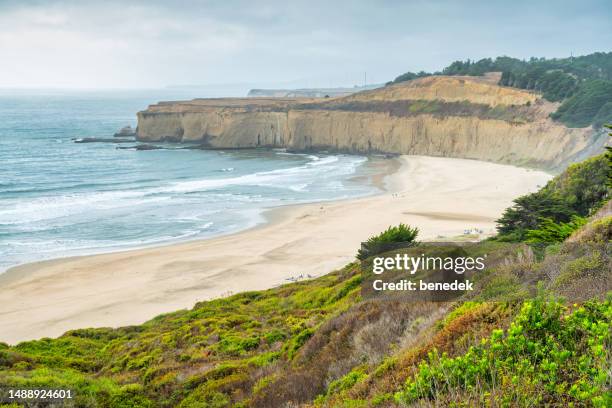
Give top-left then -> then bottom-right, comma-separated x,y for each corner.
389,52 -> 612,128
1,152 -> 610,407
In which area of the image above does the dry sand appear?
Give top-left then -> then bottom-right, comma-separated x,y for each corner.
0,156 -> 551,344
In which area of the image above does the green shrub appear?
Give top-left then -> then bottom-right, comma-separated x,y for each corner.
215,335 -> 260,356
357,224 -> 419,260
395,295 -> 612,407
325,367 -> 367,396
525,215 -> 587,243
285,328 -> 315,360
263,329 -> 286,344
551,80 -> 612,127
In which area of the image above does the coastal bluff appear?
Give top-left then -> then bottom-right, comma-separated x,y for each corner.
137,75 -> 605,170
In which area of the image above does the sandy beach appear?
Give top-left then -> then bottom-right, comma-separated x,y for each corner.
0,155 -> 551,344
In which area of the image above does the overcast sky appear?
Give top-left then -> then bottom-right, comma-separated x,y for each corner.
1,0 -> 611,89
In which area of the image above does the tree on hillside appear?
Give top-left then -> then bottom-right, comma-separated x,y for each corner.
389,52 -> 612,128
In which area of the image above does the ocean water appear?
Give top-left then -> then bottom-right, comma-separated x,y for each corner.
0,90 -> 382,272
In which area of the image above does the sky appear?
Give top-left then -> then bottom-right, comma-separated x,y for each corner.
0,0 -> 611,90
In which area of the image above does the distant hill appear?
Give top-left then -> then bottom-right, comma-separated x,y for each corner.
247,84 -> 382,98
389,52 -> 612,128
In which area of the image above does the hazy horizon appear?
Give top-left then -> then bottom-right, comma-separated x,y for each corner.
1,0 -> 611,90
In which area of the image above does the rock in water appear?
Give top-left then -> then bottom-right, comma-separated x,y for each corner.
75,137 -> 134,143
117,144 -> 162,150
114,125 -> 136,137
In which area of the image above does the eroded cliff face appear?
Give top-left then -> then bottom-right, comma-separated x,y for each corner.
137,76 -> 605,170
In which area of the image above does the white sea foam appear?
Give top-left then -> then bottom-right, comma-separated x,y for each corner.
1,152 -> 372,272
159,155 -> 361,194
0,154 -> 362,225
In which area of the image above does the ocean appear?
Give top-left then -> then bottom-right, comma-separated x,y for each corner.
0,90 -> 382,272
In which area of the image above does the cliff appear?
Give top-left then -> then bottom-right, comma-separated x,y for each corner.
137,75 -> 607,170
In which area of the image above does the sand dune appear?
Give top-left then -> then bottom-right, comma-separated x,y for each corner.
0,156 -> 551,344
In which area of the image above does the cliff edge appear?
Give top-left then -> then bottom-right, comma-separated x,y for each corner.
137,75 -> 606,171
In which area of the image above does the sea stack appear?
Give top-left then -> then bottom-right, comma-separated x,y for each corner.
114,125 -> 136,137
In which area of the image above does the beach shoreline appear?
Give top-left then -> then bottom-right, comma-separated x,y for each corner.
0,154 -> 395,276
0,155 -> 551,344
0,155 -> 390,274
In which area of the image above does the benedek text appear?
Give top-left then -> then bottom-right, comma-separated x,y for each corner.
372,279 -> 474,291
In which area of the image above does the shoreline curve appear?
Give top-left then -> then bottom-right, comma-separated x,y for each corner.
0,155 -> 551,344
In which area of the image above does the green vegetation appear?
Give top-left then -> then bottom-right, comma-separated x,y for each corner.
317,225 -> 611,407
0,269 -> 363,407
386,70 -> 430,84
302,99 -> 534,124
496,153 -> 610,241
1,153 -> 611,406
606,125 -> 612,187
356,223 -> 418,260
388,52 -> 612,128
525,216 -> 587,244
551,80 -> 612,127
1,208 -> 609,406
395,295 -> 612,407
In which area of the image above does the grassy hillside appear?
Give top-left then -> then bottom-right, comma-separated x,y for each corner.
1,150 -> 610,407
0,269 -> 363,407
388,52 -> 612,128
296,99 -> 536,124
1,229 -> 609,407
